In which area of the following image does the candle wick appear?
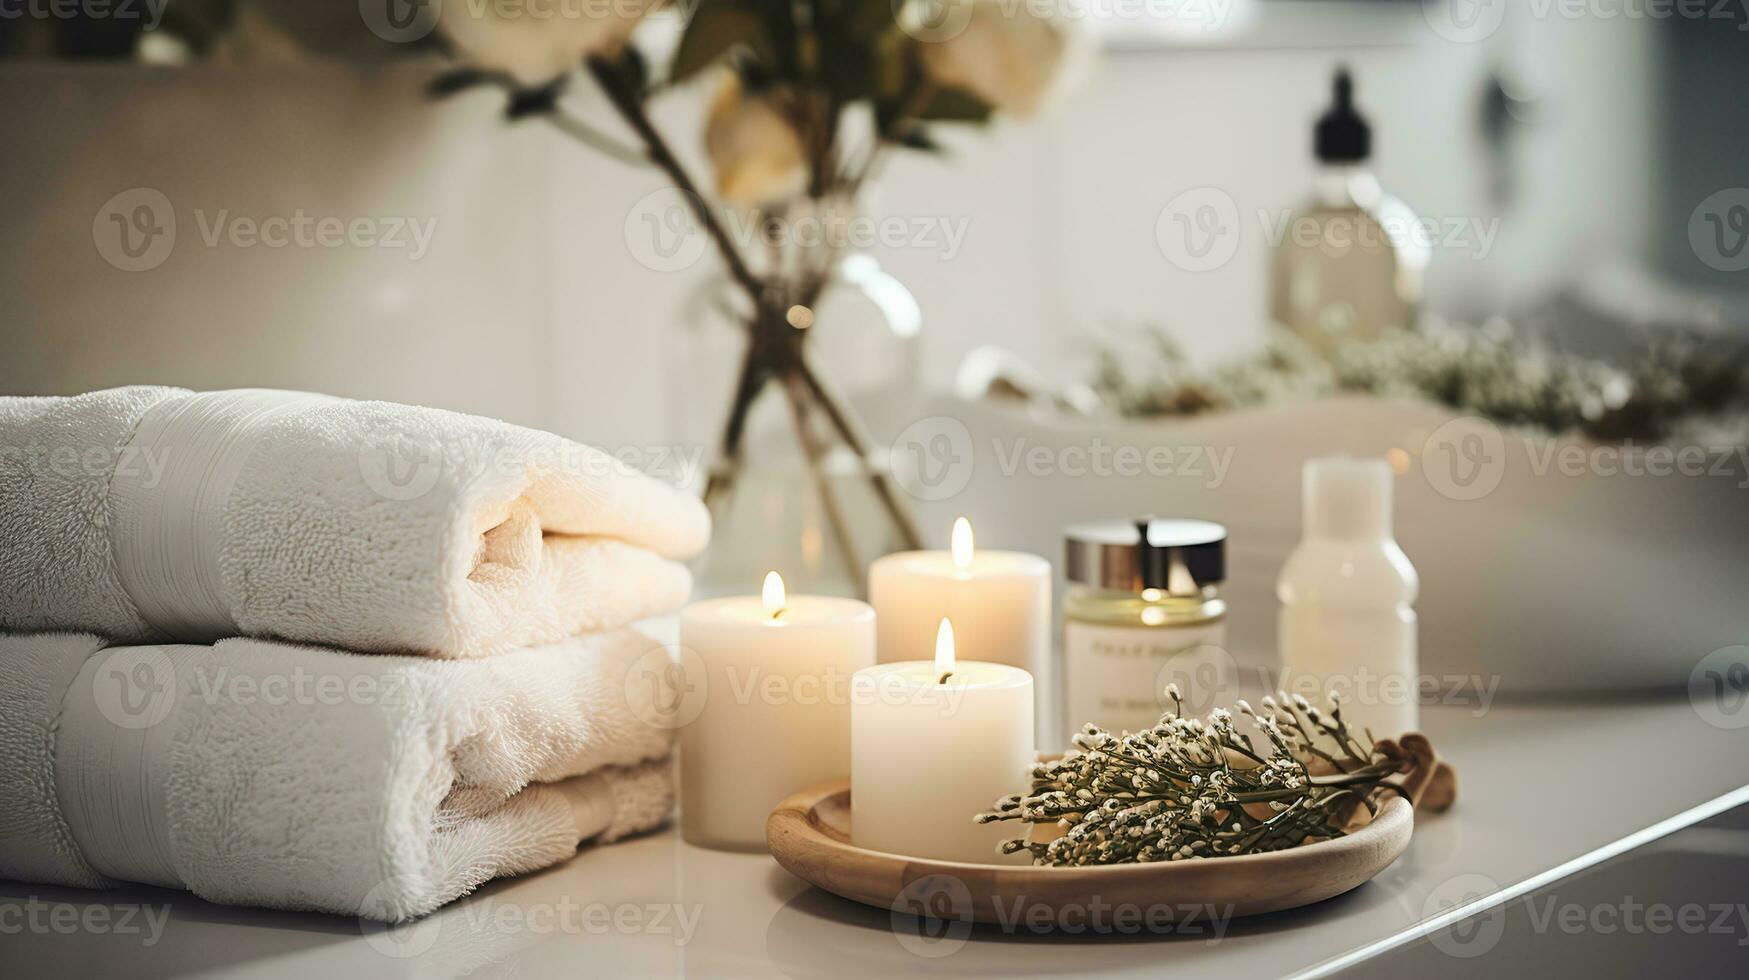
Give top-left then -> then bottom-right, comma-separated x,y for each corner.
937,671 -> 953,685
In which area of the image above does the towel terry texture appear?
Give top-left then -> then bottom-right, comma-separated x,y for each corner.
0,386 -> 710,658
0,631 -> 676,921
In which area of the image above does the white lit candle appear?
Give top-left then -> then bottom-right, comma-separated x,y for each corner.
869,518 -> 1050,708
851,618 -> 1035,863
680,572 -> 875,851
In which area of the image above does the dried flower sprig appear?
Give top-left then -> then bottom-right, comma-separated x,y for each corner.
1089,320 -> 1749,445
977,687 -> 1423,866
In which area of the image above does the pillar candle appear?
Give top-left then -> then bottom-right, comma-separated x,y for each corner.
869,517 -> 1050,694
851,620 -> 1035,863
680,572 -> 875,851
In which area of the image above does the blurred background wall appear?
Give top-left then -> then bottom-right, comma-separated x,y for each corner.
1,0 -> 1741,452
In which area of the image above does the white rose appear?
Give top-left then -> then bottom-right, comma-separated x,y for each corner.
705,75 -> 809,207
913,0 -> 1075,117
438,0 -> 662,87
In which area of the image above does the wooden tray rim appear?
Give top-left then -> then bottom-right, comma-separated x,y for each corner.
766,779 -> 1415,921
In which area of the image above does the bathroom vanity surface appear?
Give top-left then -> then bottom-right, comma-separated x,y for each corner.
4,695 -> 1747,979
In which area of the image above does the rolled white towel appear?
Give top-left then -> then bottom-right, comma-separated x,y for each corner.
0,631 -> 678,920
0,387 -> 710,658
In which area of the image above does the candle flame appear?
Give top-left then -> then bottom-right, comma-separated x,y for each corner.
934,618 -> 956,677
951,517 -> 974,569
762,571 -> 786,619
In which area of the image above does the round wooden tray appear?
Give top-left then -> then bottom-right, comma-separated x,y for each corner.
766,779 -> 1414,922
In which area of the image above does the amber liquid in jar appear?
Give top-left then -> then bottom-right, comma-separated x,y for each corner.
1061,584 -> 1229,742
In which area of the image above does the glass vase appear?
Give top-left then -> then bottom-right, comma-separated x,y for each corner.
668,253 -> 925,598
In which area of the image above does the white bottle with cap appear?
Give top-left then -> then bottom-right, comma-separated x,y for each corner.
1278,457 -> 1419,740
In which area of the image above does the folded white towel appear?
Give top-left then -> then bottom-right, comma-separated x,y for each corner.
0,387 -> 710,658
0,631 -> 676,920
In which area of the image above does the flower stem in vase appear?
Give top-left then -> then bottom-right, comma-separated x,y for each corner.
779,370 -> 866,592
576,54 -> 924,590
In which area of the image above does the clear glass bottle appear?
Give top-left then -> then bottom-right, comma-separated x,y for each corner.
1270,68 -> 1426,356
1060,519 -> 1232,744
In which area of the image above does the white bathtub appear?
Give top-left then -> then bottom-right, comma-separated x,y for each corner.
865,393 -> 1747,694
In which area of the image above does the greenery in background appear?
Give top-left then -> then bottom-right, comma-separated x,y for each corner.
1091,321 -> 1749,444
978,688 -> 1446,866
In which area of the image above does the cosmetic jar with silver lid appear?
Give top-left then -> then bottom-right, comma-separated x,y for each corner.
1061,518 -> 1231,741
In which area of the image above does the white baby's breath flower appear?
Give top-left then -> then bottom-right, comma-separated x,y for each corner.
977,689 -> 1420,867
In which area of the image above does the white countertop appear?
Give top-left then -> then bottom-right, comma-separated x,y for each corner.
4,695 -> 1746,979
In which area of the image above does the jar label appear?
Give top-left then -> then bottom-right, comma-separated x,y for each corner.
1062,620 -> 1232,739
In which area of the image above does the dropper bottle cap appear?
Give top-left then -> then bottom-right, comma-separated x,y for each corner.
1315,67 -> 1371,164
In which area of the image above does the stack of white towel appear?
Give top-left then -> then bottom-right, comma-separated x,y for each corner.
0,387 -> 710,921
